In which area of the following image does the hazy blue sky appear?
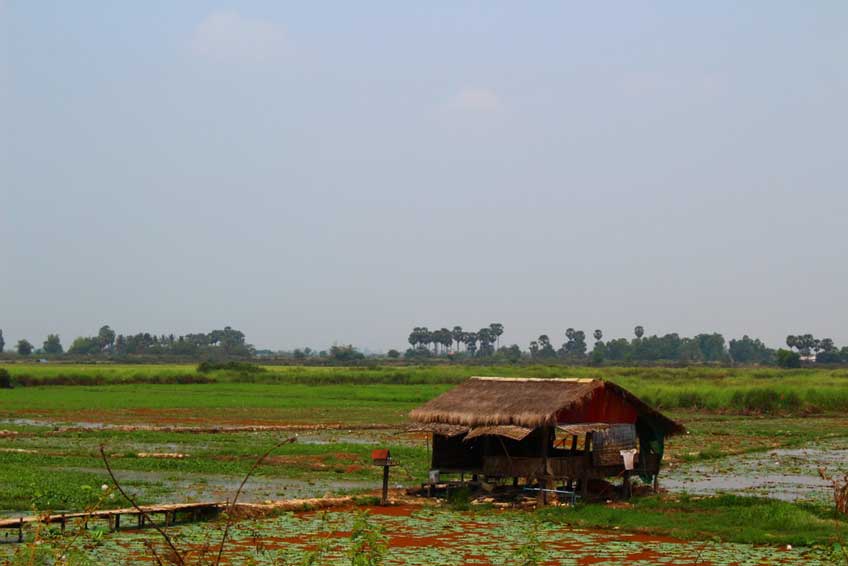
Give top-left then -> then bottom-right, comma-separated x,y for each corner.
2,2 -> 846,351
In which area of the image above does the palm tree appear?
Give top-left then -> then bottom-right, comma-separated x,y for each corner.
423,329 -> 436,353
786,335 -> 797,351
439,328 -> 452,354
408,328 -> 421,350
464,332 -> 478,356
634,326 -> 645,340
452,326 -> 464,353
477,328 -> 494,356
489,323 -> 504,349
593,329 -> 603,342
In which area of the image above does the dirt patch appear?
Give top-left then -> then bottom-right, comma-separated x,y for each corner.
262,455 -> 328,470
361,504 -> 417,517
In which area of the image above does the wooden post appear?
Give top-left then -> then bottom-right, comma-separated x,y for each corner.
114,514 -> 121,531
60,515 -> 66,533
381,465 -> 390,505
539,425 -> 550,505
623,471 -> 631,500
18,518 -> 23,542
581,432 -> 592,501
138,513 -> 144,528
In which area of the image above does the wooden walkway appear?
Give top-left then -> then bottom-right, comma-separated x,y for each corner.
0,501 -> 226,542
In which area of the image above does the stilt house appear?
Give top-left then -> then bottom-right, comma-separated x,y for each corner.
409,377 -> 685,495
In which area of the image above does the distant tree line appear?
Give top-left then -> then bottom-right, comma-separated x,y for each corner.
401,323 -> 848,367
0,325 -> 254,359
3,322 -> 848,367
405,323 -> 510,359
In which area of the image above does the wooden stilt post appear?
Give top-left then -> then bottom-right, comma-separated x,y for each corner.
18,518 -> 23,542
623,471 -> 631,500
114,514 -> 121,531
60,514 -> 66,533
581,432 -> 592,501
539,425 -> 550,505
381,464 -> 390,506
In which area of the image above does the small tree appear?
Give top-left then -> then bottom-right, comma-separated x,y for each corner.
98,325 -> 116,351
634,325 -> 645,340
16,339 -> 33,356
591,348 -> 604,366
0,329 -> 5,353
776,348 -> 801,369
386,349 -> 400,359
43,334 -> 63,355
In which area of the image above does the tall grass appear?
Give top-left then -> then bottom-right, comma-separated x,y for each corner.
2,363 -> 848,413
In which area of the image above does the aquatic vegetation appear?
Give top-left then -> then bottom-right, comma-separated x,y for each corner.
0,506 -> 832,565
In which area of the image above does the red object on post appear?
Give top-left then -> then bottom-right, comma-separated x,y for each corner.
371,449 -> 391,465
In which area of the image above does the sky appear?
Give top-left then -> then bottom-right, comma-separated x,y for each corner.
1,2 -> 847,352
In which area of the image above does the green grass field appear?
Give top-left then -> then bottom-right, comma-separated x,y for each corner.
4,363 -> 848,412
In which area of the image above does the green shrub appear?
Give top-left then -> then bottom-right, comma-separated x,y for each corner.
0,368 -> 11,389
776,349 -> 801,369
347,511 -> 388,566
447,486 -> 472,511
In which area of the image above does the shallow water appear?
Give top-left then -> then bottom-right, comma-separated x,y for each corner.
64,467 -> 372,505
663,437 -> 848,502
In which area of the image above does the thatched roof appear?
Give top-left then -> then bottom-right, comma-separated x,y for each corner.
409,377 -> 685,435
463,425 -> 534,442
404,423 -> 469,438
